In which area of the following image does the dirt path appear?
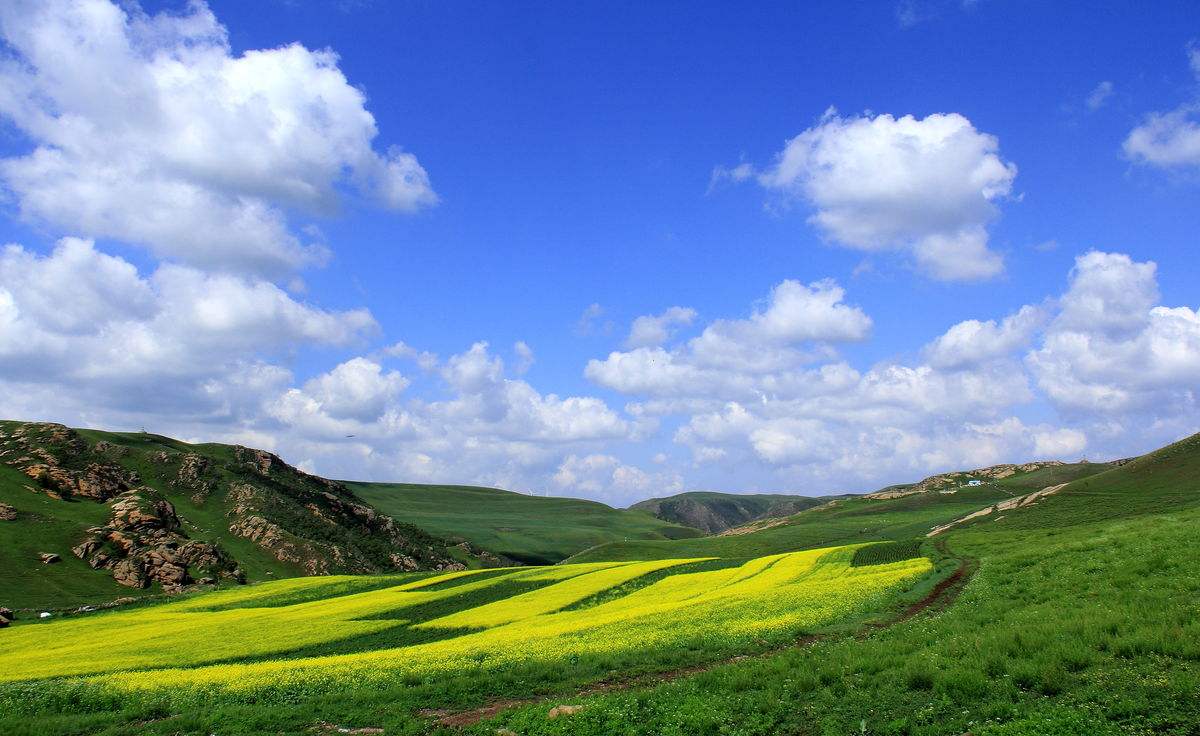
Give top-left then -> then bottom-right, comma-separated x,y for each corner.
418,546 -> 976,729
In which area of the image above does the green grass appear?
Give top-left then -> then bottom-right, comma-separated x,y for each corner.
460,433 -> 1200,736
989,461 -> 1113,494
565,484 -> 1016,563
0,548 -> 931,735
0,462 -> 157,611
849,539 -> 924,567
0,421 -> 496,611
2,429 -> 1196,735
348,481 -> 703,564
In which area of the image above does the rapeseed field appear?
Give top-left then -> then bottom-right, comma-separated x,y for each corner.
0,544 -> 929,719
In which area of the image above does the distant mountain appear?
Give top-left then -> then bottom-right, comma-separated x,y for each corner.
0,421 -> 503,610
629,491 -> 842,534
349,481 -> 703,565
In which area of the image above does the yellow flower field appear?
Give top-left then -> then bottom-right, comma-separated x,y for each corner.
0,544 -> 931,709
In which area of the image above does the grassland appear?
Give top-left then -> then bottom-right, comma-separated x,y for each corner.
348,481 -> 702,564
0,545 -> 930,734
463,433 -> 1200,736
0,421 -> 496,611
565,483 -> 1016,562
2,431 -> 1196,735
567,461 -> 1114,564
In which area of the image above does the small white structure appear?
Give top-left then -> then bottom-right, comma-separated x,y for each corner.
967,480 -> 983,487
38,611 -> 52,619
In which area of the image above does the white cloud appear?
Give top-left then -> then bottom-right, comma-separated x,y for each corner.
575,303 -> 610,336
553,454 -> 682,503
1033,427 -> 1088,458
626,306 -> 697,348
588,279 -> 870,400
1124,48 -> 1200,168
294,358 -> 409,422
0,238 -> 373,420
753,110 -> 1016,281
923,305 -> 1045,370
384,341 -> 439,371
0,0 -> 436,276
1028,251 -> 1200,419
513,341 -> 535,374
1086,81 -> 1115,111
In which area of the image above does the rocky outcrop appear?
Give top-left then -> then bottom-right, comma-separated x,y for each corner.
2,420 -> 501,599
38,552 -> 61,564
72,488 -> 243,592
867,461 -> 1069,500
927,483 -> 1070,536
226,481 -> 474,574
0,502 -> 16,520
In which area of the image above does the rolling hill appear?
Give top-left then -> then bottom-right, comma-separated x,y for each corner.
348,481 -> 703,564
629,490 -> 842,534
1,430 -> 1197,735
567,458 -> 1116,563
0,421 -> 503,610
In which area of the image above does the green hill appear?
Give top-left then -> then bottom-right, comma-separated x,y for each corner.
567,459 -> 1114,563
348,481 -> 703,565
1,430 -> 1197,735
0,421 -> 501,611
629,490 -> 841,534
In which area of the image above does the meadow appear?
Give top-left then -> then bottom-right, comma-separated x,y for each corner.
0,544 -> 931,734
348,480 -> 703,564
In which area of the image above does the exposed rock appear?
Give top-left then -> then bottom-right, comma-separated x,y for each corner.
0,502 -> 16,521
867,461 -> 1070,500
0,618 -> 7,629
19,461 -> 136,502
73,488 -> 243,592
0,607 -> 13,622
547,704 -> 583,719
39,552 -> 61,564
172,453 -> 214,504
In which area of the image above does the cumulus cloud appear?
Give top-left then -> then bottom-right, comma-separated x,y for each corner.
1027,251 -> 1200,422
588,279 -> 869,399
1124,47 -> 1200,168
0,0 -> 436,276
552,454 -> 682,503
752,110 -> 1016,280
626,306 -> 697,348
923,305 -> 1045,370
0,238 -> 374,420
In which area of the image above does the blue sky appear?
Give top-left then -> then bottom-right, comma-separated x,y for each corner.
1,0 -> 1198,505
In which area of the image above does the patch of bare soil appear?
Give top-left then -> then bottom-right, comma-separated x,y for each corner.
927,482 -> 1069,537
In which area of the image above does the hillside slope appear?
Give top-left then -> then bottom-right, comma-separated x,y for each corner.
349,481 -> 702,564
490,434 -> 1200,736
567,459 -> 1114,563
629,491 -> 841,534
0,421 -> 500,610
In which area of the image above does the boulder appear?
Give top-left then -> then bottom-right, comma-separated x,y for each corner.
0,607 -> 13,622
38,552 -> 61,564
0,502 -> 15,521
547,705 -> 583,719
